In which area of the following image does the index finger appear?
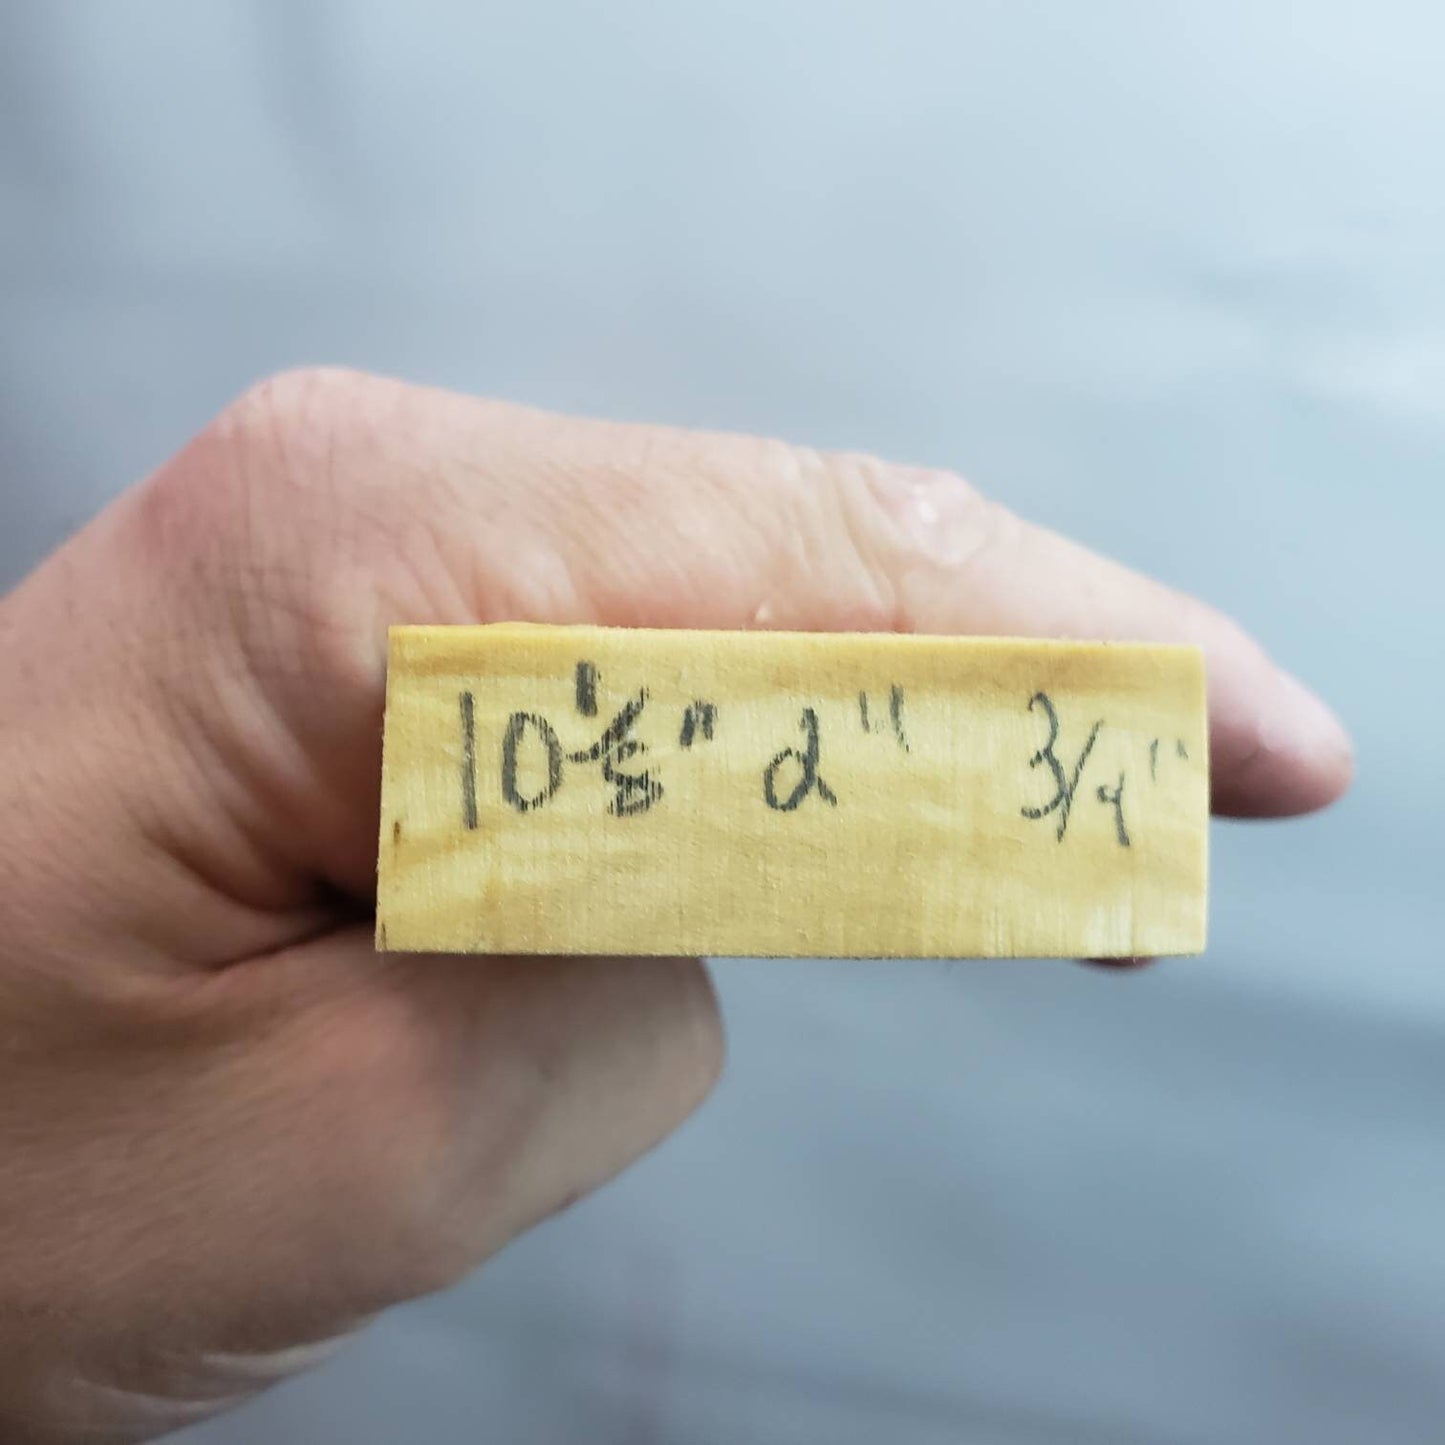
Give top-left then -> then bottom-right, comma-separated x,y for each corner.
114,370 -> 1352,909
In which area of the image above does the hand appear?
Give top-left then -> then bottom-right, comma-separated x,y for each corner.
0,369 -> 1352,1442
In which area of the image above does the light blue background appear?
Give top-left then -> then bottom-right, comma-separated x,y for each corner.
2,4 -> 1442,1441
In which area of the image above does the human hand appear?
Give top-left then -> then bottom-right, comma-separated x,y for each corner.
0,369 -> 1352,1442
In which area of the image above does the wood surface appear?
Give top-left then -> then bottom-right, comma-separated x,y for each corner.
377,624 -> 1208,958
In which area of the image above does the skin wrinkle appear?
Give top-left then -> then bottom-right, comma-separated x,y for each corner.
754,444 -> 856,631
144,977 -> 430,1305
858,460 -> 1002,635
232,372 -> 334,498
14,485 -> 338,973
778,448 -> 834,618
361,488 -> 477,639
609,456 -> 732,613
430,457 -> 589,626
128,503 -> 365,906
666,448 -> 781,627
132,580 -> 338,923
808,451 -> 904,634
0,707 -> 229,982
140,594 -> 319,865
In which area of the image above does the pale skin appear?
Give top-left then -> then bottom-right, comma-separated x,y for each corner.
0,369 -> 1353,1442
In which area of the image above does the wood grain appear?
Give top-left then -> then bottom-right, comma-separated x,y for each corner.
377,624 -> 1208,958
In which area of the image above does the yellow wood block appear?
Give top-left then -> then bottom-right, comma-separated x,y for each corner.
377,624 -> 1208,958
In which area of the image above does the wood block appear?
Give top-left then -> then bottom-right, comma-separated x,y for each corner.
377,624 -> 1208,958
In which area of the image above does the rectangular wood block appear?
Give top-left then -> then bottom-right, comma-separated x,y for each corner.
377,624 -> 1209,958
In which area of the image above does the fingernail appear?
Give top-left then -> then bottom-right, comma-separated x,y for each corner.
1264,671 -> 1354,766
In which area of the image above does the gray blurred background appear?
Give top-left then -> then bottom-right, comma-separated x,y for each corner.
2,3 -> 1441,1441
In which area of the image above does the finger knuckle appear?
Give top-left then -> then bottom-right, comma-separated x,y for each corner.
816,450 -> 998,633
121,369 -> 408,696
125,367 -> 364,570
720,441 -> 894,632
218,366 -> 370,484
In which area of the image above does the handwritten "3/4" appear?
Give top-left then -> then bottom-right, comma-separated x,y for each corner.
1020,691 -> 1129,847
